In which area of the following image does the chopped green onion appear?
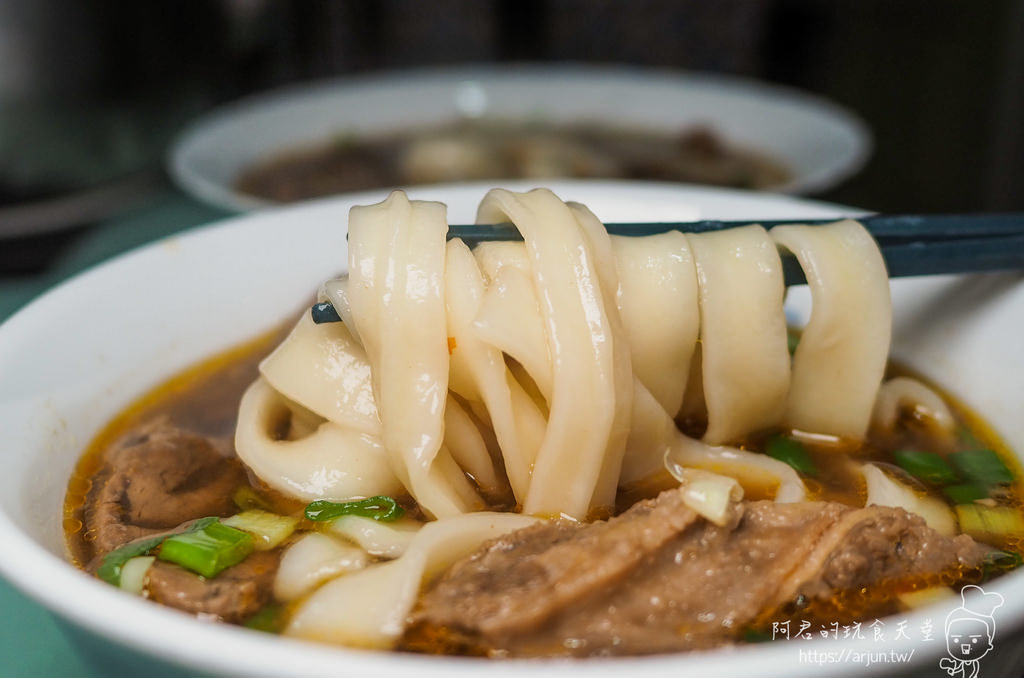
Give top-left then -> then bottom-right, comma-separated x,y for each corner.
955,505 -> 1024,542
244,603 -> 286,634
765,436 -> 816,476
949,449 -> 1015,486
158,521 -> 254,578
982,549 -> 1023,581
118,556 -> 155,595
232,485 -> 273,512
305,496 -> 405,523
942,483 -> 990,504
743,627 -> 775,643
892,449 -> 958,485
222,509 -> 298,550
188,516 -> 221,531
984,549 -> 1023,569
97,534 -> 166,586
96,516 -> 219,586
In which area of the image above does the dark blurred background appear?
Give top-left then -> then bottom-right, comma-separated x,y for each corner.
1,0 -> 1022,271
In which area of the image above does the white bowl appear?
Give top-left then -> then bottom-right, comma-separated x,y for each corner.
168,65 -> 872,212
0,180 -> 1021,678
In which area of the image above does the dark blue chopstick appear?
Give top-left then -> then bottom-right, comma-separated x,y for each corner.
445,213 -> 1024,244
312,301 -> 341,323
313,214 -> 1024,323
446,213 -> 1024,284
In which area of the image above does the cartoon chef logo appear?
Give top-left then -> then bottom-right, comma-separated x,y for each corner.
939,585 -> 1004,678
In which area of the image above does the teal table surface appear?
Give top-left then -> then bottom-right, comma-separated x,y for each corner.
0,190 -> 231,677
0,583 -> 93,678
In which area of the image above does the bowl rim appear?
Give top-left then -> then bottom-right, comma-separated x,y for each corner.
0,180 -> 1020,678
167,63 -> 873,213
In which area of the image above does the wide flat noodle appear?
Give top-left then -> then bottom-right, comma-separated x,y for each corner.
472,263 -> 553,400
473,240 -> 532,279
443,394 -> 504,499
235,378 -> 403,500
275,533 -> 369,602
346,191 -> 480,517
771,220 -> 891,439
243,315 -> 486,507
610,231 -> 699,417
320,277 -> 359,343
239,191 -> 895,547
624,380 -> 806,502
326,515 -> 423,559
688,225 -> 790,444
872,376 -> 956,437
286,512 -> 539,649
567,202 -> 635,514
477,188 -> 628,518
445,239 -> 544,503
665,431 -> 807,503
259,311 -> 380,436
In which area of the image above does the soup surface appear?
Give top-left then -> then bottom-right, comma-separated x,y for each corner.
65,323 -> 1024,652
234,119 -> 792,203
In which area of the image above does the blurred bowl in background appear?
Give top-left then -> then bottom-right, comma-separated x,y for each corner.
168,64 -> 872,212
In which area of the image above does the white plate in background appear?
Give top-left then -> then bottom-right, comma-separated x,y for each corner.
168,65 -> 872,212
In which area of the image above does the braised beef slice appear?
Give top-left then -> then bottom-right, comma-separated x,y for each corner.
404,492 -> 989,657
83,418 -> 246,558
145,550 -> 280,624
785,505 -> 988,602
409,488 -> 700,641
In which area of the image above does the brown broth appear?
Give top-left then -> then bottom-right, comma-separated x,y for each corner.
63,327 -> 283,567
64,326 -> 1024,638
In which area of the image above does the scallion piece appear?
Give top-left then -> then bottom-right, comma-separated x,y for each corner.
97,534 -> 167,586
232,485 -> 273,512
949,449 -> 1015,486
984,549 -> 1023,570
982,549 -> 1023,582
158,521 -> 254,578
743,627 -> 774,643
222,509 -> 298,550
892,449 -> 958,485
188,516 -> 221,531
305,496 -> 405,523
942,483 -> 990,504
118,556 -> 155,595
955,505 -> 1024,542
95,516 -> 220,586
765,436 -> 816,476
244,603 -> 285,634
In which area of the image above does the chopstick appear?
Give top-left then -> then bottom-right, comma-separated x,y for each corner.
312,214 -> 1024,323
449,213 -> 1024,243
448,213 -> 1024,285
